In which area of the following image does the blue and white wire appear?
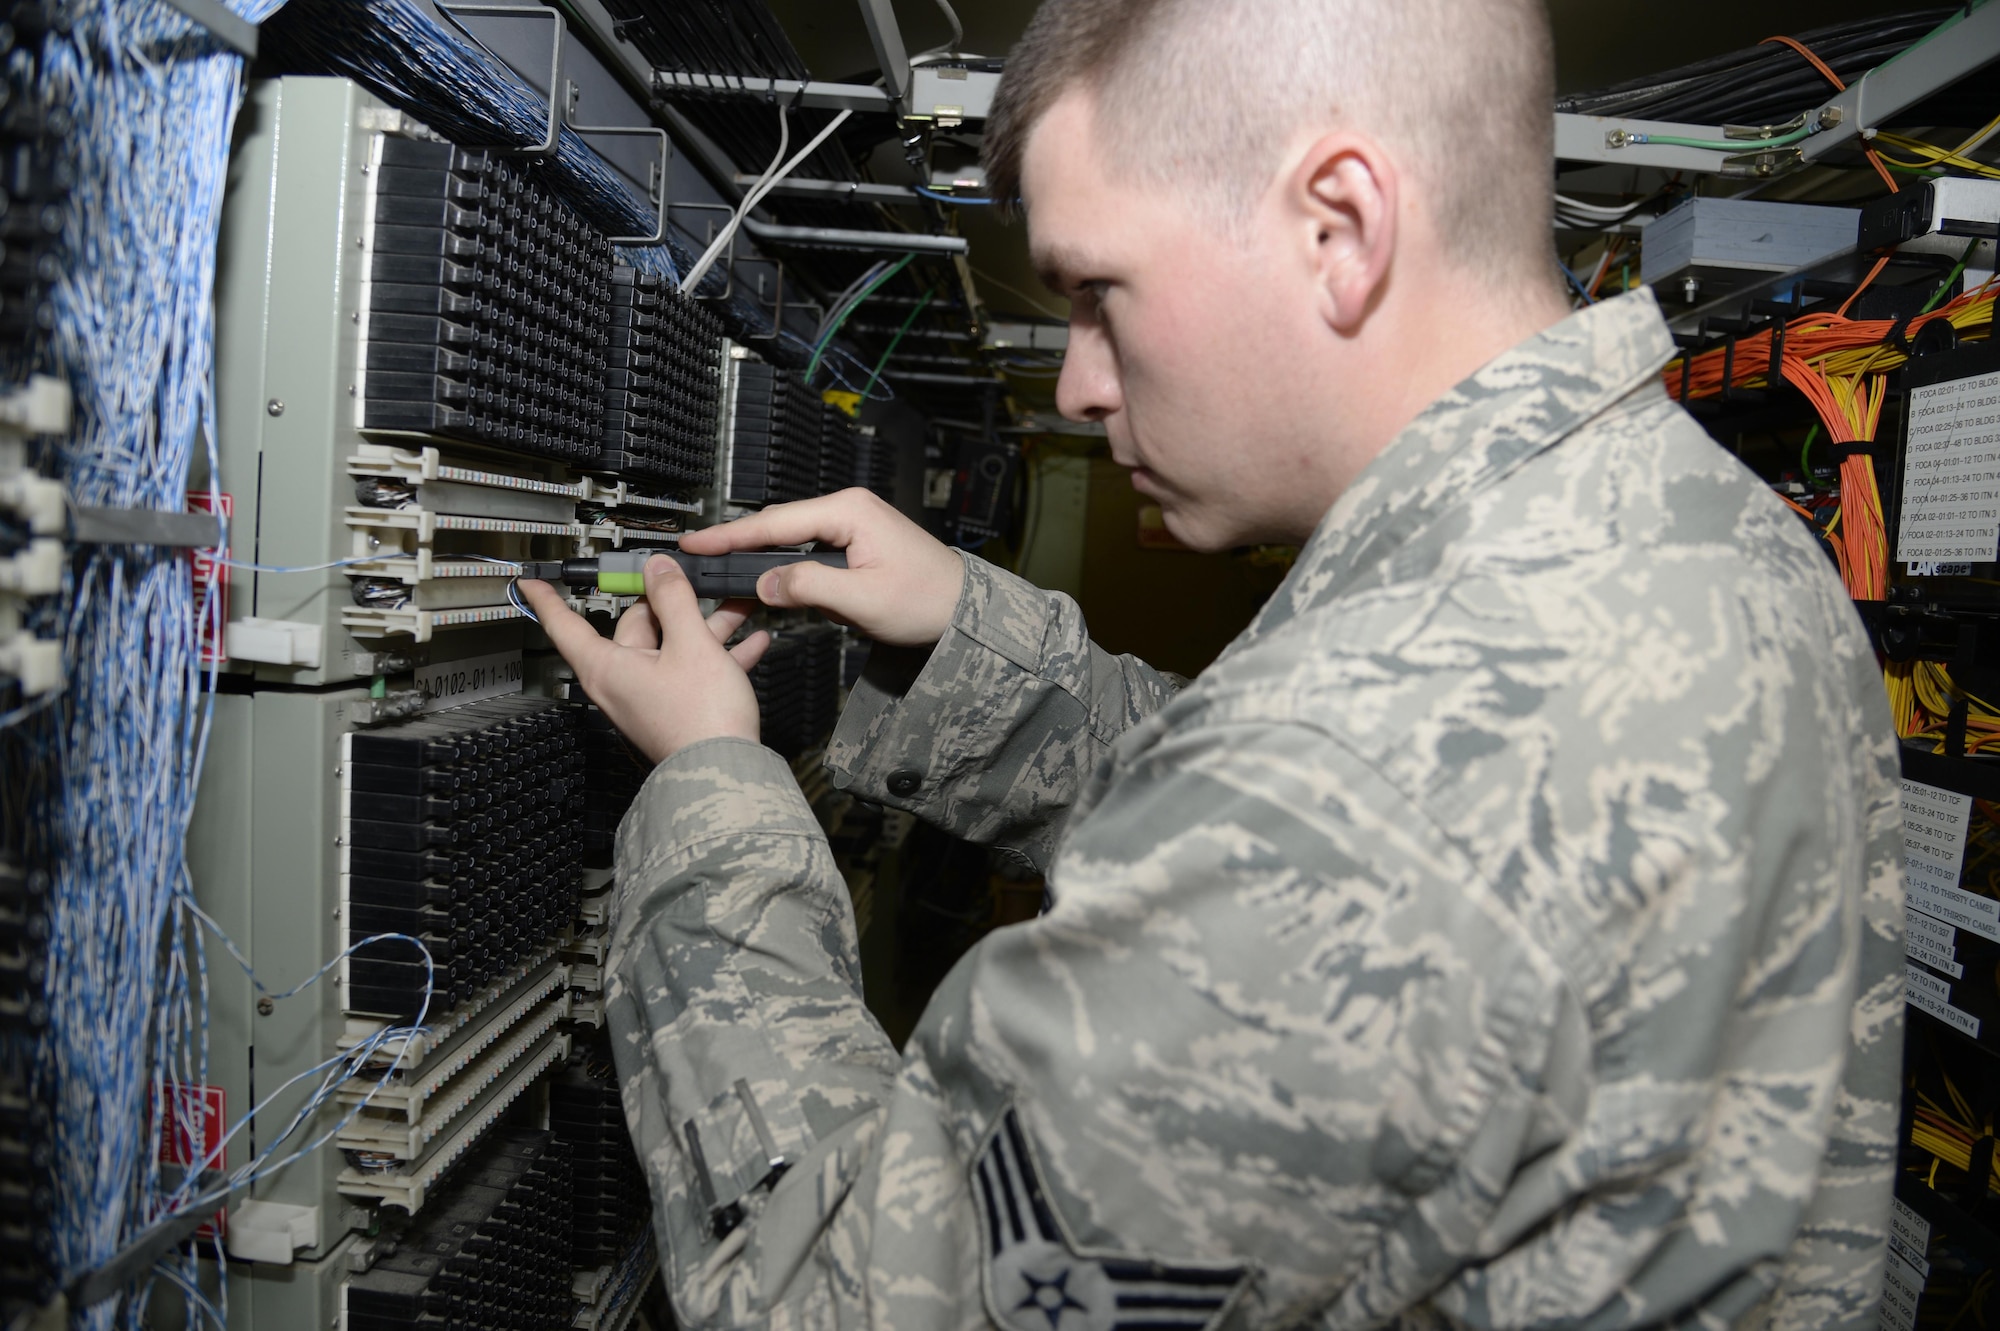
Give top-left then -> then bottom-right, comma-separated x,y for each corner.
163,903 -> 410,1191
165,909 -> 438,1208
1559,260 -> 1596,305
0,687 -> 62,731
776,331 -> 896,401
190,938 -> 432,1206
218,555 -> 373,573
151,1260 -> 226,1329
915,185 -> 997,206
507,576 -> 539,623
266,0 -> 656,238
31,1 -> 280,1324
815,259 -> 890,343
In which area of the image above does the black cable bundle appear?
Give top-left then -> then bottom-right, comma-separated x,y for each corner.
1556,11 -> 1952,128
601,0 -> 806,83
0,855 -> 50,1310
0,0 -> 68,360
600,0 -> 864,191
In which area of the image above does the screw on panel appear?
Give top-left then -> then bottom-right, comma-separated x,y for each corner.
267,399 -> 285,417
257,997 -> 275,1016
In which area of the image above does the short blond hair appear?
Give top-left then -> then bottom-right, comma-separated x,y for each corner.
984,0 -> 1558,284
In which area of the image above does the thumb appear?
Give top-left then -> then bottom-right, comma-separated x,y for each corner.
757,559 -> 840,611
642,554 -> 708,639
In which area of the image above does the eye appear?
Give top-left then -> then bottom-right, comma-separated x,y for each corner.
1071,280 -> 1109,314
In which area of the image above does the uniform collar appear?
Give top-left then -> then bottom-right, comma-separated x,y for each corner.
1241,287 -> 1678,641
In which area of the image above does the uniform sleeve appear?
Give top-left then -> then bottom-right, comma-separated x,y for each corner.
824,554 -> 1182,873
607,720 -> 1590,1331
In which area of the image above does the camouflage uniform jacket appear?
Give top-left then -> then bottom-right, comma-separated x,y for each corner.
607,288 -> 1906,1331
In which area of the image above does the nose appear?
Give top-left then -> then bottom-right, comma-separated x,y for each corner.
1055,319 -> 1120,424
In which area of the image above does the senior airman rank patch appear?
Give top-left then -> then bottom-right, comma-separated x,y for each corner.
972,1107 -> 1249,1331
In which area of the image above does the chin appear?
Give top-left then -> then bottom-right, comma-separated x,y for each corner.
1158,507 -> 1237,554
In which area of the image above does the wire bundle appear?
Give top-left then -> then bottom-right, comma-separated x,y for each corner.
1884,659 -> 2000,755
1872,112 -> 2000,181
14,0 -> 284,1324
1668,273 -> 1997,600
1554,11 -> 1952,128
258,0 -> 811,369
596,0 -> 861,194
1908,1063 -> 2000,1198
260,0 -> 656,239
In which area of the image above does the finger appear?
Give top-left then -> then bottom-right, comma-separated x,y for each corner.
757,556 -> 849,611
520,580 -> 615,675
705,598 -> 757,644
612,601 -> 660,649
641,554 -> 710,642
677,490 -> 869,555
728,629 -> 772,672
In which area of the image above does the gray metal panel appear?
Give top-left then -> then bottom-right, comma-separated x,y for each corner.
1554,113 -> 1749,173
216,78 -> 532,685
145,1236 -> 360,1331
249,689 -> 369,1242
652,72 -> 895,114
734,175 -> 918,205
1804,6 -> 2000,164
1639,198 -> 1859,286
184,687 -> 369,1273
214,78 -> 370,685
186,694 -> 257,1183
908,67 -> 998,125
855,0 -> 910,105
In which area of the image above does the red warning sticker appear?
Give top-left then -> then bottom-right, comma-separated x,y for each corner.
187,491 -> 232,665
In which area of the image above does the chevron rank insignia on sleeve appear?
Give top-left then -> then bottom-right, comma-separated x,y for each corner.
972,1107 -> 1251,1331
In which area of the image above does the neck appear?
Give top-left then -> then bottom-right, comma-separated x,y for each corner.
1303,266 -> 1571,525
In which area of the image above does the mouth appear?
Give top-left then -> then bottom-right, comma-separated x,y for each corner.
1128,466 -> 1158,497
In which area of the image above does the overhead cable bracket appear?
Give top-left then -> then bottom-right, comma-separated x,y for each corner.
433,1 -> 564,157
568,124 -> 670,243
161,0 -> 258,58
70,505 -> 224,549
66,1169 -> 227,1308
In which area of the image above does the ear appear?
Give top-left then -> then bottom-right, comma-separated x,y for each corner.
1287,133 -> 1397,335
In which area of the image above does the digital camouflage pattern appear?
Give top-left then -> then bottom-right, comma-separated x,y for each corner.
605,287 -> 1906,1331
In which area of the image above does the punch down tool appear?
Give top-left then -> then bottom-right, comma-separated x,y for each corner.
519,548 -> 848,599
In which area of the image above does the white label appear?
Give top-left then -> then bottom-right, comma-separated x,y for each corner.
1897,367 -> 2000,562
1907,877 -> 2000,943
1906,908 -> 1957,950
1905,978 -> 1983,1037
1906,963 -> 1952,1001
1907,939 -> 1965,979
414,650 -> 524,713
1890,1199 -> 1931,1278
1901,779 -> 1972,892
1878,1248 -> 1925,1331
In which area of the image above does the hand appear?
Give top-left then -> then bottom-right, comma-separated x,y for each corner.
677,488 -> 965,648
519,555 -> 770,765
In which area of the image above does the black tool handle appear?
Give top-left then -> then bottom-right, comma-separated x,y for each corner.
675,549 -> 848,600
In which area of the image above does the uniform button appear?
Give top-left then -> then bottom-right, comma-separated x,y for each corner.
886,769 -> 922,797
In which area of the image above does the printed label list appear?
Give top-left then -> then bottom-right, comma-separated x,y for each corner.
1898,368 -> 2000,563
